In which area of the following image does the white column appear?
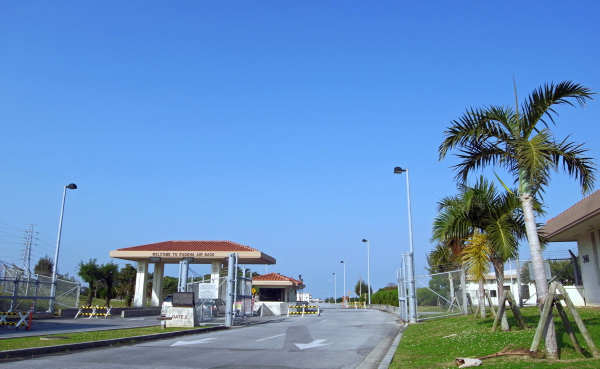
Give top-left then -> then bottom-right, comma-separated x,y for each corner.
151,262 -> 164,306
211,260 -> 221,283
133,261 -> 149,307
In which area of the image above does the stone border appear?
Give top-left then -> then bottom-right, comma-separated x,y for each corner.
0,325 -> 227,359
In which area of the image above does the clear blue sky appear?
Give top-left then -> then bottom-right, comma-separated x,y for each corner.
1,2 -> 599,299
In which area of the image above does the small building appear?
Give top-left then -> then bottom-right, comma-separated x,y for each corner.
465,270 -> 537,307
297,292 -> 312,302
541,190 -> 600,306
252,272 -> 304,315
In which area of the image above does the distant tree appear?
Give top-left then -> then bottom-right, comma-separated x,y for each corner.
100,262 -> 119,306
162,276 -> 178,296
115,264 -> 136,306
77,259 -> 101,306
354,279 -> 370,300
550,260 -> 578,285
34,255 -> 54,276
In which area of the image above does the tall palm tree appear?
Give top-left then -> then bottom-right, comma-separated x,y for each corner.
439,81 -> 596,358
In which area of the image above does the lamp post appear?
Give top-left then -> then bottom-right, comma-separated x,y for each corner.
394,166 -> 417,323
340,261 -> 346,308
333,272 -> 337,305
49,183 -> 77,312
362,239 -> 371,305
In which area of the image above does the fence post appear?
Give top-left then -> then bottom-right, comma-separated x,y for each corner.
461,266 -> 468,315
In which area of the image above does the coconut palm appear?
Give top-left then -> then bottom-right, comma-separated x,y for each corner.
439,81 -> 596,358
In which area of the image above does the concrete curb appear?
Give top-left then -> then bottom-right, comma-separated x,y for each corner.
378,323 -> 408,369
0,325 -> 228,359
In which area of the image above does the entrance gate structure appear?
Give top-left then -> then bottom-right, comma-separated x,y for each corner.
109,241 -> 275,313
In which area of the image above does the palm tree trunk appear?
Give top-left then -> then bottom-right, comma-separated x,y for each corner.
493,259 -> 510,331
478,279 -> 486,318
520,192 -> 558,359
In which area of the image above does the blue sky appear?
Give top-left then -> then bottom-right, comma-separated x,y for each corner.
1,2 -> 599,299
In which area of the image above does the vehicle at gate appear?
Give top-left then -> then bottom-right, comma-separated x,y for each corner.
161,294 -> 173,316
201,299 -> 226,317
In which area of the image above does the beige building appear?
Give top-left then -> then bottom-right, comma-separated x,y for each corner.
542,190 -> 600,306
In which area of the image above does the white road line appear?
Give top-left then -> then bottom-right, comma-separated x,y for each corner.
319,320 -> 327,323
256,334 -> 285,342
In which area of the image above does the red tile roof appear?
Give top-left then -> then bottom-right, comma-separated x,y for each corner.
253,272 -> 303,285
116,240 -> 258,252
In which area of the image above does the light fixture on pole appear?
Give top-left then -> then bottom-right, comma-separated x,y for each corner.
394,166 -> 417,323
340,260 -> 346,308
49,183 -> 77,312
362,239 -> 371,306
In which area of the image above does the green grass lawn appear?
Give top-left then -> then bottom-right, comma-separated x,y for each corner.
0,326 -> 206,352
391,306 -> 600,368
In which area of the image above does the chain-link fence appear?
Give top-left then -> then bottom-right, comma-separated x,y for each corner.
0,265 -> 80,313
415,269 -> 466,321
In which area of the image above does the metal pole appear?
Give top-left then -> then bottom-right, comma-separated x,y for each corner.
333,273 -> 336,305
362,239 -> 371,305
367,240 -> 371,305
49,184 -> 76,312
394,167 -> 417,323
405,169 -> 417,323
225,253 -> 235,327
341,261 -> 346,308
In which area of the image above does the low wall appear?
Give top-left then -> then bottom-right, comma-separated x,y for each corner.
371,304 -> 400,316
564,286 -> 586,306
254,302 -> 286,316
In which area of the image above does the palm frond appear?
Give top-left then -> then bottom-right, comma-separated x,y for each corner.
462,232 -> 491,282
521,81 -> 595,137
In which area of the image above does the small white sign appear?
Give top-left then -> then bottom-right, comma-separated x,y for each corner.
197,283 -> 218,299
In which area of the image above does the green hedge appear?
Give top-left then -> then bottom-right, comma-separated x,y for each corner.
371,289 -> 399,306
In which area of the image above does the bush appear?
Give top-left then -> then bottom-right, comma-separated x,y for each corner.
371,289 -> 399,306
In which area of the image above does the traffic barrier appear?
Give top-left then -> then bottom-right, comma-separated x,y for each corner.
74,305 -> 112,319
347,302 -> 366,309
0,306 -> 33,330
287,305 -> 320,317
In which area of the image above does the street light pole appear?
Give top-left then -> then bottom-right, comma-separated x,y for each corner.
49,183 -> 77,313
333,272 -> 337,305
362,239 -> 371,305
394,167 -> 417,323
340,261 -> 346,308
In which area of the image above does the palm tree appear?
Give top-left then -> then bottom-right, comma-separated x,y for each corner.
431,178 -> 525,322
439,81 -> 596,358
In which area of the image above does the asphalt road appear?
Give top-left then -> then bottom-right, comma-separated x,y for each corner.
0,305 -> 402,369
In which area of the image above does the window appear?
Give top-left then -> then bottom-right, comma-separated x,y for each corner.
259,288 -> 284,301
490,290 -> 497,297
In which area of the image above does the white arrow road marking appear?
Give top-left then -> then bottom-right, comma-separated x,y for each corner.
171,338 -> 216,346
257,334 -> 285,342
295,339 -> 332,350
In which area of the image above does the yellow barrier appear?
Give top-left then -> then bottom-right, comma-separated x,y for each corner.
287,305 -> 320,317
74,305 -> 112,319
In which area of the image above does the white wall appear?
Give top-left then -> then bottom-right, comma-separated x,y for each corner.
576,232 -> 600,306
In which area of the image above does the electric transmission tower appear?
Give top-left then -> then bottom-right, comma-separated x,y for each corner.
20,224 -> 37,278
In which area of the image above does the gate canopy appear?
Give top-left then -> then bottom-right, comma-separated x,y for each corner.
109,240 -> 276,264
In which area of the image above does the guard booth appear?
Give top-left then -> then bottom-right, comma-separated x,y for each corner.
252,273 -> 305,315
